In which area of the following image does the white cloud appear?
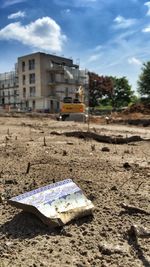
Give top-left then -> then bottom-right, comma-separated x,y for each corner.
0,17 -> 67,52
2,0 -> 27,8
54,0 -> 97,7
142,25 -> 150,32
88,53 -> 102,62
94,45 -> 102,51
114,15 -> 137,29
144,2 -> 150,16
75,0 -> 97,7
128,57 -> 142,66
8,11 -> 26,19
62,8 -> 71,14
82,26 -> 150,91
65,9 -> 71,13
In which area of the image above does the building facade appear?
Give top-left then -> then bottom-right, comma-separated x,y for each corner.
0,71 -> 19,109
0,52 -> 88,112
18,52 -> 88,112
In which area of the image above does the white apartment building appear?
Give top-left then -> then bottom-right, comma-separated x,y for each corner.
18,52 -> 88,112
0,52 -> 88,112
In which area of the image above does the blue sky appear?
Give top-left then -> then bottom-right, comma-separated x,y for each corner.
0,0 -> 150,91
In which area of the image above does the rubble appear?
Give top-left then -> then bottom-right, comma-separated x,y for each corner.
8,179 -> 94,227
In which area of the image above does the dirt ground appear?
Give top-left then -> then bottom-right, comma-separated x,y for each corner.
0,115 -> 150,267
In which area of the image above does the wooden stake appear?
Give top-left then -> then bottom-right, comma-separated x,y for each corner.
43,137 -> 46,146
26,162 -> 31,174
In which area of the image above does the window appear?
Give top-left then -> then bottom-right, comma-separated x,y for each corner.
29,73 -> 35,84
14,90 -> 17,96
22,75 -> 26,85
32,100 -> 35,110
50,73 -> 55,83
26,101 -> 28,108
23,88 -> 26,98
30,86 -> 36,97
8,91 -> 10,98
65,87 -> 69,97
29,59 -> 35,70
57,101 -> 59,111
22,61 -> 25,72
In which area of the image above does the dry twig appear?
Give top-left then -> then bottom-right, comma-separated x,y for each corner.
131,224 -> 150,238
121,203 -> 150,215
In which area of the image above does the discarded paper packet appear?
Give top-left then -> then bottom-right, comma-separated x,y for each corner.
8,179 -> 94,227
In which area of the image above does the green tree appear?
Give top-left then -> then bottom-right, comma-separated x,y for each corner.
88,73 -> 134,108
111,77 -> 133,109
138,61 -> 150,97
130,95 -> 139,105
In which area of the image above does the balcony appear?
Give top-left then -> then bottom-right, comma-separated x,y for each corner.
48,80 -> 56,85
48,89 -> 56,97
48,79 -> 80,86
47,64 -> 64,73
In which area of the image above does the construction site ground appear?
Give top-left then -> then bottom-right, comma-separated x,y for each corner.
0,114 -> 150,267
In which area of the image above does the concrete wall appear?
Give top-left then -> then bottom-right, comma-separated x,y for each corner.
18,53 -> 41,99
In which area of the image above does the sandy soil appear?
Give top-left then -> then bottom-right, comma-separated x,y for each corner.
0,116 -> 150,267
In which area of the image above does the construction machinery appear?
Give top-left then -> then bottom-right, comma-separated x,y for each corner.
58,86 -> 88,122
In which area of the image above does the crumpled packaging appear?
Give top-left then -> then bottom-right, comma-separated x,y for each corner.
8,179 -> 94,227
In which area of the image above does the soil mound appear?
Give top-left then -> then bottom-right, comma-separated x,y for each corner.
124,103 -> 150,114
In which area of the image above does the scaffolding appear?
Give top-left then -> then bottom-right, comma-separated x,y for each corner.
0,71 -> 18,88
0,71 -> 19,107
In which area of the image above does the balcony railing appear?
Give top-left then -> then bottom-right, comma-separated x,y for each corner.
48,79 -> 81,85
48,65 -> 64,73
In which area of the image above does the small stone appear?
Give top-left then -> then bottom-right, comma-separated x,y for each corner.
111,186 -> 118,191
91,144 -> 95,151
5,241 -> 13,247
67,141 -> 74,145
88,193 -> 96,201
123,162 -> 131,169
101,147 -> 110,152
124,149 -> 130,154
63,150 -> 67,156
5,179 -> 18,185
0,194 -> 5,203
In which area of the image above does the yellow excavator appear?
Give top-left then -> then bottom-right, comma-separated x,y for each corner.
59,86 -> 87,122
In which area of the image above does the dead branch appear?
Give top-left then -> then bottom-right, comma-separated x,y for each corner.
119,175 -> 132,188
135,181 -> 145,192
52,131 -> 148,144
131,224 -> 150,238
43,137 -> 46,146
50,131 -> 61,135
26,162 -> 31,175
31,160 -> 49,166
121,203 -> 150,215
